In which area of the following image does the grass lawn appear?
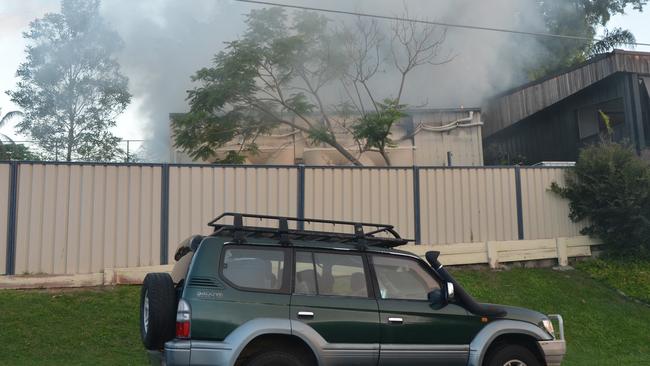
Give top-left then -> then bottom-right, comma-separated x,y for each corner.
1,266 -> 649,365
452,267 -> 650,365
0,285 -> 147,366
575,258 -> 650,304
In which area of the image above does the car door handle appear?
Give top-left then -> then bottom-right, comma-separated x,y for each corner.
298,311 -> 314,318
388,317 -> 403,324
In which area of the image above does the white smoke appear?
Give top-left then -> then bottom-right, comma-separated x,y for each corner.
3,0 -> 559,161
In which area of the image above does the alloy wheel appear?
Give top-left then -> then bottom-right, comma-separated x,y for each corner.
143,290 -> 150,333
503,360 -> 527,366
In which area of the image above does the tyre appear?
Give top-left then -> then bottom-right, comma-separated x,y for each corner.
140,272 -> 177,350
246,351 -> 308,366
485,344 -> 541,366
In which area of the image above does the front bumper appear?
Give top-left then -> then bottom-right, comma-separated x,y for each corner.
539,314 -> 566,366
538,340 -> 566,366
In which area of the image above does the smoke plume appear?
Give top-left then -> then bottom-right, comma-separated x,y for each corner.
9,0 -> 556,160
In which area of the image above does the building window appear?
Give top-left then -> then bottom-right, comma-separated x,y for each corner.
577,99 -> 626,142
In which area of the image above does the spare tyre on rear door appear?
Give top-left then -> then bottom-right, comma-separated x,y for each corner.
140,272 -> 177,350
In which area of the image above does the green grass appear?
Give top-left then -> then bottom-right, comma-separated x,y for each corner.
0,286 -> 147,366
1,267 -> 649,365
451,267 -> 650,365
575,258 -> 650,304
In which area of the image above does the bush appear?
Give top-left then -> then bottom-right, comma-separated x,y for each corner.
551,142 -> 650,258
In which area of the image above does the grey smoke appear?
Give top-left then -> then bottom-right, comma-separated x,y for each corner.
100,0 -> 246,161
11,0 -> 553,161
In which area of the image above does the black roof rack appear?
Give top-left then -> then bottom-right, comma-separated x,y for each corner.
207,212 -> 411,249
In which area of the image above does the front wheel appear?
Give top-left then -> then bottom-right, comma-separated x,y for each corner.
485,344 -> 541,366
246,351 -> 308,366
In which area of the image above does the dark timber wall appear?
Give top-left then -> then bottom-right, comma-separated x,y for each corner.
484,74 -> 633,163
484,50 -> 650,137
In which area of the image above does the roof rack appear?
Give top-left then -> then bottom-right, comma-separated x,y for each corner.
207,212 -> 411,249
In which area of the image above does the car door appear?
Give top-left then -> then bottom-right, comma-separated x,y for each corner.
370,254 -> 484,366
290,250 -> 380,366
189,243 -> 292,341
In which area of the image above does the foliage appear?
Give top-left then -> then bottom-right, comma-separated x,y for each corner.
590,28 -> 637,55
483,143 -> 529,166
451,268 -> 650,365
352,99 -> 405,164
530,0 -> 645,79
173,7 -> 450,165
550,142 -> 650,258
7,0 -> 131,162
576,258 -> 650,304
0,286 -> 148,365
0,108 -> 23,145
0,144 -> 42,161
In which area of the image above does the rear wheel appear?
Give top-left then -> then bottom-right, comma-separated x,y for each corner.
140,273 -> 176,350
485,344 -> 541,366
246,350 -> 308,366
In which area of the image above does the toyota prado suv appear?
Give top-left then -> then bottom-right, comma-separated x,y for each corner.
140,213 -> 566,366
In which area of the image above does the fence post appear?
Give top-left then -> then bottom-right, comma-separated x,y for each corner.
487,241 -> 499,269
160,164 -> 170,265
556,238 -> 569,267
412,166 -> 422,244
514,166 -> 525,240
297,165 -> 305,230
5,162 -> 18,275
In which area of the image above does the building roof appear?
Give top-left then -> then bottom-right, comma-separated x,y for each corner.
483,50 -> 650,137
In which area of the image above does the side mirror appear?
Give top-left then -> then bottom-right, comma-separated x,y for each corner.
428,282 -> 455,309
427,289 -> 445,309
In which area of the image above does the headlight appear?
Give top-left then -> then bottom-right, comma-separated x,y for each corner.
542,319 -> 555,337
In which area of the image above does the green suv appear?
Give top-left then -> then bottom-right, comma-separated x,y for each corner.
140,213 -> 565,366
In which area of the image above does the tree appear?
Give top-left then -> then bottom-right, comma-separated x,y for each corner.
551,142 -> 650,258
172,8 -> 451,166
0,108 -> 23,145
0,144 -> 42,161
531,0 -> 645,79
7,0 -> 131,162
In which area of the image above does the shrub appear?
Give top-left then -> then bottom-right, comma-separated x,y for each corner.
551,142 -> 650,258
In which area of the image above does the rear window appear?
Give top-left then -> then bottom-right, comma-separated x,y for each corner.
221,247 -> 285,291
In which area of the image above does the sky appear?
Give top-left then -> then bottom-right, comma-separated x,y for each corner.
0,0 -> 649,159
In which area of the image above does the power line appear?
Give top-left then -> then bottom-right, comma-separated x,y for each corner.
234,0 -> 650,47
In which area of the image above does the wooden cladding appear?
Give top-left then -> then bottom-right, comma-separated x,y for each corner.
484,50 -> 650,137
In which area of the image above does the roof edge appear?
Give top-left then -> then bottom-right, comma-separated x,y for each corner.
488,49 -> 648,101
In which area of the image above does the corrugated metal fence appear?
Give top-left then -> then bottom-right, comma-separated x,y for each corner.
0,162 -> 585,275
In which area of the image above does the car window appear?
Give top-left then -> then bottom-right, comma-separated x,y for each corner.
372,255 -> 440,300
294,251 -> 368,298
222,247 -> 285,291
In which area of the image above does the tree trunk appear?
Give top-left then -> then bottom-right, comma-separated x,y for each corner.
379,147 -> 392,166
330,140 -> 363,166
66,141 -> 72,162
66,118 -> 74,162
